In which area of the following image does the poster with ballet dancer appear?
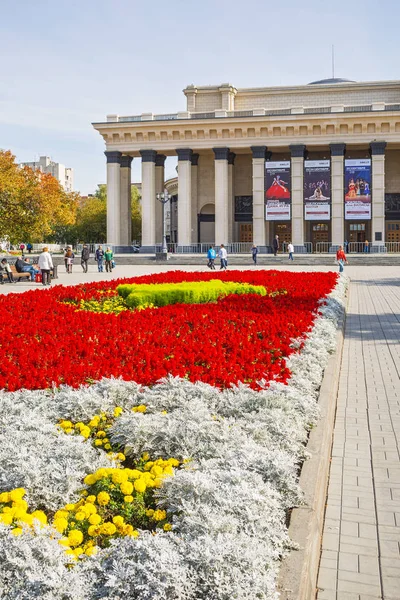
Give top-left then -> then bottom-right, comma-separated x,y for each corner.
265,161 -> 291,220
304,160 -> 331,220
344,159 -> 372,220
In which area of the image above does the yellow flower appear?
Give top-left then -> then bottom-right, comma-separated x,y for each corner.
12,499 -> 28,511
73,547 -> 84,557
85,546 -> 98,556
80,427 -> 91,439
112,515 -> 124,526
100,522 -> 116,536
117,453 -> 125,461
131,530 -> 139,538
86,495 -> 96,504
114,407 -> 123,417
134,479 -> 146,494
75,511 -> 86,521
59,537 -> 70,547
0,491 -> 10,503
87,525 -> 99,537
10,488 -> 26,502
151,465 -> 163,477
120,481 -> 133,496
153,509 -> 167,522
163,523 -> 172,531
53,517 -> 68,533
11,527 -> 23,536
104,443 -> 111,450
65,504 -> 76,511
60,420 -> 73,430
88,514 -> 102,526
96,430 -> 107,438
123,495 -> 133,503
97,492 -> 110,506
111,470 -> 128,485
0,513 -> 13,525
54,510 -> 69,520
68,529 -> 84,547
94,439 -> 103,447
31,510 -> 47,525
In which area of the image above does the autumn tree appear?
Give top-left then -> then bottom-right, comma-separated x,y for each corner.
0,150 -> 78,244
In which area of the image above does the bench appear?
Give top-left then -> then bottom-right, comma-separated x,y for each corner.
10,266 -> 31,281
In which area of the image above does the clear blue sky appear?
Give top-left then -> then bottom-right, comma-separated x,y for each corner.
1,0 -> 398,194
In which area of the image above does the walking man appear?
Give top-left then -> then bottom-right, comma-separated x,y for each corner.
273,235 -> 279,256
95,245 -> 105,272
251,244 -> 258,265
81,244 -> 90,273
218,244 -> 228,270
288,241 -> 294,261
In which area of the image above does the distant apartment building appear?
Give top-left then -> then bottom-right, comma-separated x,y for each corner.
20,156 -> 74,192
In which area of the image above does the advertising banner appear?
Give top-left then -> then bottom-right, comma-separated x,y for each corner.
265,161 -> 291,220
304,160 -> 331,220
344,159 -> 372,220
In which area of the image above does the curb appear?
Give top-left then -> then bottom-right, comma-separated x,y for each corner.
277,285 -> 347,600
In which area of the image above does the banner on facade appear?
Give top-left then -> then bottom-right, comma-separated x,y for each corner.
344,159 -> 372,220
265,161 -> 291,220
304,160 -> 331,220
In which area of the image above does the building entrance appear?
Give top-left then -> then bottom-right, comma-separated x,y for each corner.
310,223 -> 330,248
239,223 -> 253,242
274,223 -> 291,251
386,221 -> 400,243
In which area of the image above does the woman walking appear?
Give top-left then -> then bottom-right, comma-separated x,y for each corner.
38,247 -> 54,286
105,247 -> 114,272
64,246 -> 74,274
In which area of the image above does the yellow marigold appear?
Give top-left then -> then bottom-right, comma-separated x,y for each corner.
167,458 -> 180,467
20,513 -> 33,526
31,510 -> 47,525
163,523 -> 172,531
75,422 -> 85,430
94,439 -> 103,447
131,530 -> 139,538
81,503 -> 96,516
13,499 -> 28,512
87,525 -> 99,537
124,524 -> 134,535
153,478 -> 163,488
151,465 -> 163,477
123,495 -> 133,503
85,546 -> 98,556
117,453 -> 125,461
95,468 -> 108,480
104,443 -> 111,450
83,474 -> 96,486
65,504 -> 76,511
9,488 -> 26,502
60,420 -> 73,430
80,427 -> 91,439
114,407 -> 123,417
153,509 -> 167,522
144,462 -> 153,471
112,515 -> 124,526
120,481 -> 133,496
142,452 -> 150,461
161,410 -> 168,415
134,479 -> 146,494
75,511 -> 86,522
88,416 -> 100,428
59,538 -> 70,547
96,430 -> 107,438
129,469 -> 141,480
111,470 -> 128,485
86,495 -> 96,504
73,547 -> 84,557
53,517 -> 68,533
88,514 -> 101,525
0,513 -> 13,525
68,529 -> 84,547
163,465 -> 174,477
0,491 -> 10,503
100,522 -> 116,536
54,510 -> 69,520
97,492 -> 110,506
11,527 -> 23,536
65,428 -> 74,435
146,509 -> 154,517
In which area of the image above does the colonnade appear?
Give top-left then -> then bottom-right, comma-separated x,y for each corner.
105,141 -> 387,248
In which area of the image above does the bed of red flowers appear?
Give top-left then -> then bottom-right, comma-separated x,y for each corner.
0,270 -> 337,392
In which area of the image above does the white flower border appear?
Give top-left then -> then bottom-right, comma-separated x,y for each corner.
0,275 -> 347,600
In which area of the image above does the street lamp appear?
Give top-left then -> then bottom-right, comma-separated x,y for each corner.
156,189 -> 171,255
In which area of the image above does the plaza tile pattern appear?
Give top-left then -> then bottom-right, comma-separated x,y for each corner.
317,274 -> 400,600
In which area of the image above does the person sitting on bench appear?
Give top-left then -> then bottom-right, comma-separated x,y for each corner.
0,259 -> 16,283
15,256 -> 39,282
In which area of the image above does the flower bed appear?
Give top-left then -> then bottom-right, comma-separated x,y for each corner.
0,270 -> 345,600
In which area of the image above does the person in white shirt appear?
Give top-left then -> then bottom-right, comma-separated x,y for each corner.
38,247 -> 54,286
288,242 -> 294,261
218,244 -> 228,270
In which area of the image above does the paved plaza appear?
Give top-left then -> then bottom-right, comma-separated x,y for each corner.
1,264 -> 399,598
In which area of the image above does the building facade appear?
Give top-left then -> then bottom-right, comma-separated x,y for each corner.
92,78 -> 400,250
20,156 -> 74,192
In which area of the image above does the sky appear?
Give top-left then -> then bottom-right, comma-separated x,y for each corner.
0,0 -> 399,194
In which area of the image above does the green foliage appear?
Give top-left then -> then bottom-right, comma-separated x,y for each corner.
117,280 -> 267,309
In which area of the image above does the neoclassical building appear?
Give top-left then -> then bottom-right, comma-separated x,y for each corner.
92,78 -> 400,251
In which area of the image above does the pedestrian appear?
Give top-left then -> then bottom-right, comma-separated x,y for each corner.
19,243 -> 25,256
288,241 -> 294,261
344,239 -> 349,253
105,247 -> 114,272
218,244 -> 228,270
96,245 -> 105,272
64,246 -> 74,274
336,245 -> 348,274
27,242 -> 33,254
273,235 -> 279,256
207,246 -> 216,269
364,239 -> 369,253
14,256 -> 39,282
251,244 -> 258,265
0,259 -> 16,283
81,244 -> 90,273
38,246 -> 53,286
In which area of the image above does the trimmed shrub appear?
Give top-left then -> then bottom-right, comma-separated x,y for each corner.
117,280 -> 266,309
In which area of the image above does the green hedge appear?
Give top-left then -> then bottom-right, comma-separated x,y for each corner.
117,280 -> 266,309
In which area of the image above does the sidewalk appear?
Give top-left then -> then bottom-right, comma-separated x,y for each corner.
317,272 -> 400,599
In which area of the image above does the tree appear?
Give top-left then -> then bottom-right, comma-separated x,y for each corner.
0,150 -> 78,244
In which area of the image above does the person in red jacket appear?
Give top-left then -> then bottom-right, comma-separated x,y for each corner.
336,245 -> 348,273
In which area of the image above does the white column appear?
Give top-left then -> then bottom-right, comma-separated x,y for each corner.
140,150 -> 157,247
105,151 -> 122,245
191,153 -> 199,243
213,147 -> 230,245
155,155 -> 166,243
290,145 -> 305,247
251,146 -> 267,247
177,148 -> 192,246
371,141 -> 387,246
228,152 -> 235,243
330,143 -> 346,247
120,156 -> 132,245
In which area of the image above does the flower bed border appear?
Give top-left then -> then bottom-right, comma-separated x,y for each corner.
277,282 -> 348,600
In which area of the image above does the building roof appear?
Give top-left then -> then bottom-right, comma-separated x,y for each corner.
308,77 -> 356,85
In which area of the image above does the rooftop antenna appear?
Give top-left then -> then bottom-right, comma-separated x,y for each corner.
332,44 -> 335,79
